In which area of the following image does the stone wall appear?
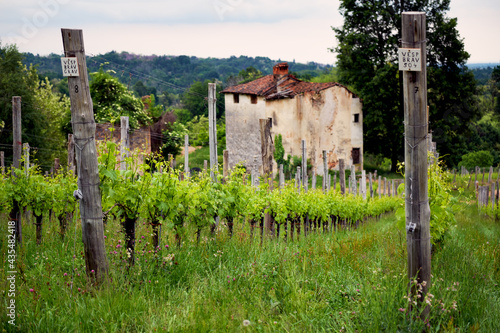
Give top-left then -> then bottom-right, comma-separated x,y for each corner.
95,123 -> 151,165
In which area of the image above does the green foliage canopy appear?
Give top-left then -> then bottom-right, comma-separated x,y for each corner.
333,0 -> 480,169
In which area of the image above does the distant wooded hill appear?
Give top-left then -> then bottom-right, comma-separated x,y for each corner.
23,52 -> 331,95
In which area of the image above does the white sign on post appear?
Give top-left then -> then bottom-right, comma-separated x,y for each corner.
398,48 -> 422,71
61,57 -> 80,77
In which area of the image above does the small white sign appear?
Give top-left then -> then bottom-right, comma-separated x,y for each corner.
398,48 -> 422,71
61,57 -> 79,77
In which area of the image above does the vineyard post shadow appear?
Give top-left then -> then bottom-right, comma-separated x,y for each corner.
61,28 -> 109,283
401,12 -> 431,320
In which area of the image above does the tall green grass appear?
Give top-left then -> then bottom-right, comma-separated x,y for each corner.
1,201 -> 498,332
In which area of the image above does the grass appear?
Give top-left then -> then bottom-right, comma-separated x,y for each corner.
1,198 -> 499,332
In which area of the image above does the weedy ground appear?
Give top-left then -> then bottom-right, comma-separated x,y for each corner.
1,199 -> 499,332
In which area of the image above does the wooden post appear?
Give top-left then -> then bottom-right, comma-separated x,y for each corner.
339,159 -> 345,195
208,83 -> 218,181
10,96 -> 22,245
279,164 -> 284,189
68,134 -> 76,175
0,151 -> 4,174
322,150 -> 328,193
402,12 -> 431,317
260,118 -> 274,235
312,170 -> 316,190
120,116 -> 129,171
488,167 -> 493,184
333,174 -> 336,192
62,28 -> 108,281
377,176 -> 380,198
369,172 -> 373,198
361,170 -> 367,200
297,166 -> 301,193
54,158 -> 60,174
203,160 -> 208,173
223,149 -> 229,179
492,182 -> 496,214
184,134 -> 189,177
301,140 -> 307,192
351,165 -> 357,196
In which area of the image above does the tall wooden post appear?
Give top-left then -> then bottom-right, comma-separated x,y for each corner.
301,140 -> 307,192
260,118 -> 274,235
361,170 -> 367,200
378,176 -> 382,198
11,96 -> 22,245
0,151 -> 4,175
208,83 -> 218,181
279,164 -> 284,189
120,116 -> 129,171
339,159 -> 346,195
369,172 -> 373,198
184,134 -> 189,177
62,28 -> 108,281
68,134 -> 76,175
402,12 -> 431,317
322,150 -> 328,192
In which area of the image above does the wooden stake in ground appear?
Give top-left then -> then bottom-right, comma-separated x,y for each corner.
208,83 -> 218,181
184,134 -> 189,177
322,150 -> 328,193
10,96 -> 22,245
260,118 -> 274,235
0,151 -> 4,174
62,28 -> 108,281
339,159 -> 345,195
301,140 -> 307,192
401,12 -> 431,318
120,116 -> 129,171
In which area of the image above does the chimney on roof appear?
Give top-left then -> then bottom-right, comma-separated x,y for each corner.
273,62 -> 289,76
273,62 -> 288,93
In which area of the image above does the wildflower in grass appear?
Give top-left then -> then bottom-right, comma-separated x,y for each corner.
398,308 -> 406,313
63,273 -> 67,277
243,320 -> 250,326
91,270 -> 95,274
165,244 -> 169,248
29,288 -> 34,292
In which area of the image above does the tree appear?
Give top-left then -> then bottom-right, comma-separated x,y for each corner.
90,67 -> 152,129
333,0 -> 480,169
492,66 -> 500,115
0,42 -> 69,169
182,80 -> 225,119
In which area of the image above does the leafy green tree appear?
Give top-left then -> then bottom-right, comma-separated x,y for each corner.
0,42 -> 69,169
90,67 -> 152,129
458,150 -> 494,169
181,80 -> 225,118
492,66 -> 500,115
333,0 -> 479,169
160,122 -> 188,158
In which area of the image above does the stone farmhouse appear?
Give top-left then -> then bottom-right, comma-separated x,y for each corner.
222,62 -> 363,176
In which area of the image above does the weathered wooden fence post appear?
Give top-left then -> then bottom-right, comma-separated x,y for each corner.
322,150 -> 328,193
369,172 -> 373,198
401,12 -> 431,318
279,164 -> 284,189
378,175 -> 382,198
10,96 -> 23,245
302,140 -> 307,192
120,116 -> 129,171
339,159 -> 345,195
208,83 -> 218,181
0,151 -> 4,174
361,170 -> 367,200
62,28 -> 108,281
260,118 -> 274,235
184,134 -> 189,177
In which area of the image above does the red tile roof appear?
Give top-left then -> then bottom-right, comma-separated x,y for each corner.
221,73 -> 355,100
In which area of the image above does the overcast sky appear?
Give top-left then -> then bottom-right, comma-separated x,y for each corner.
0,0 -> 499,65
